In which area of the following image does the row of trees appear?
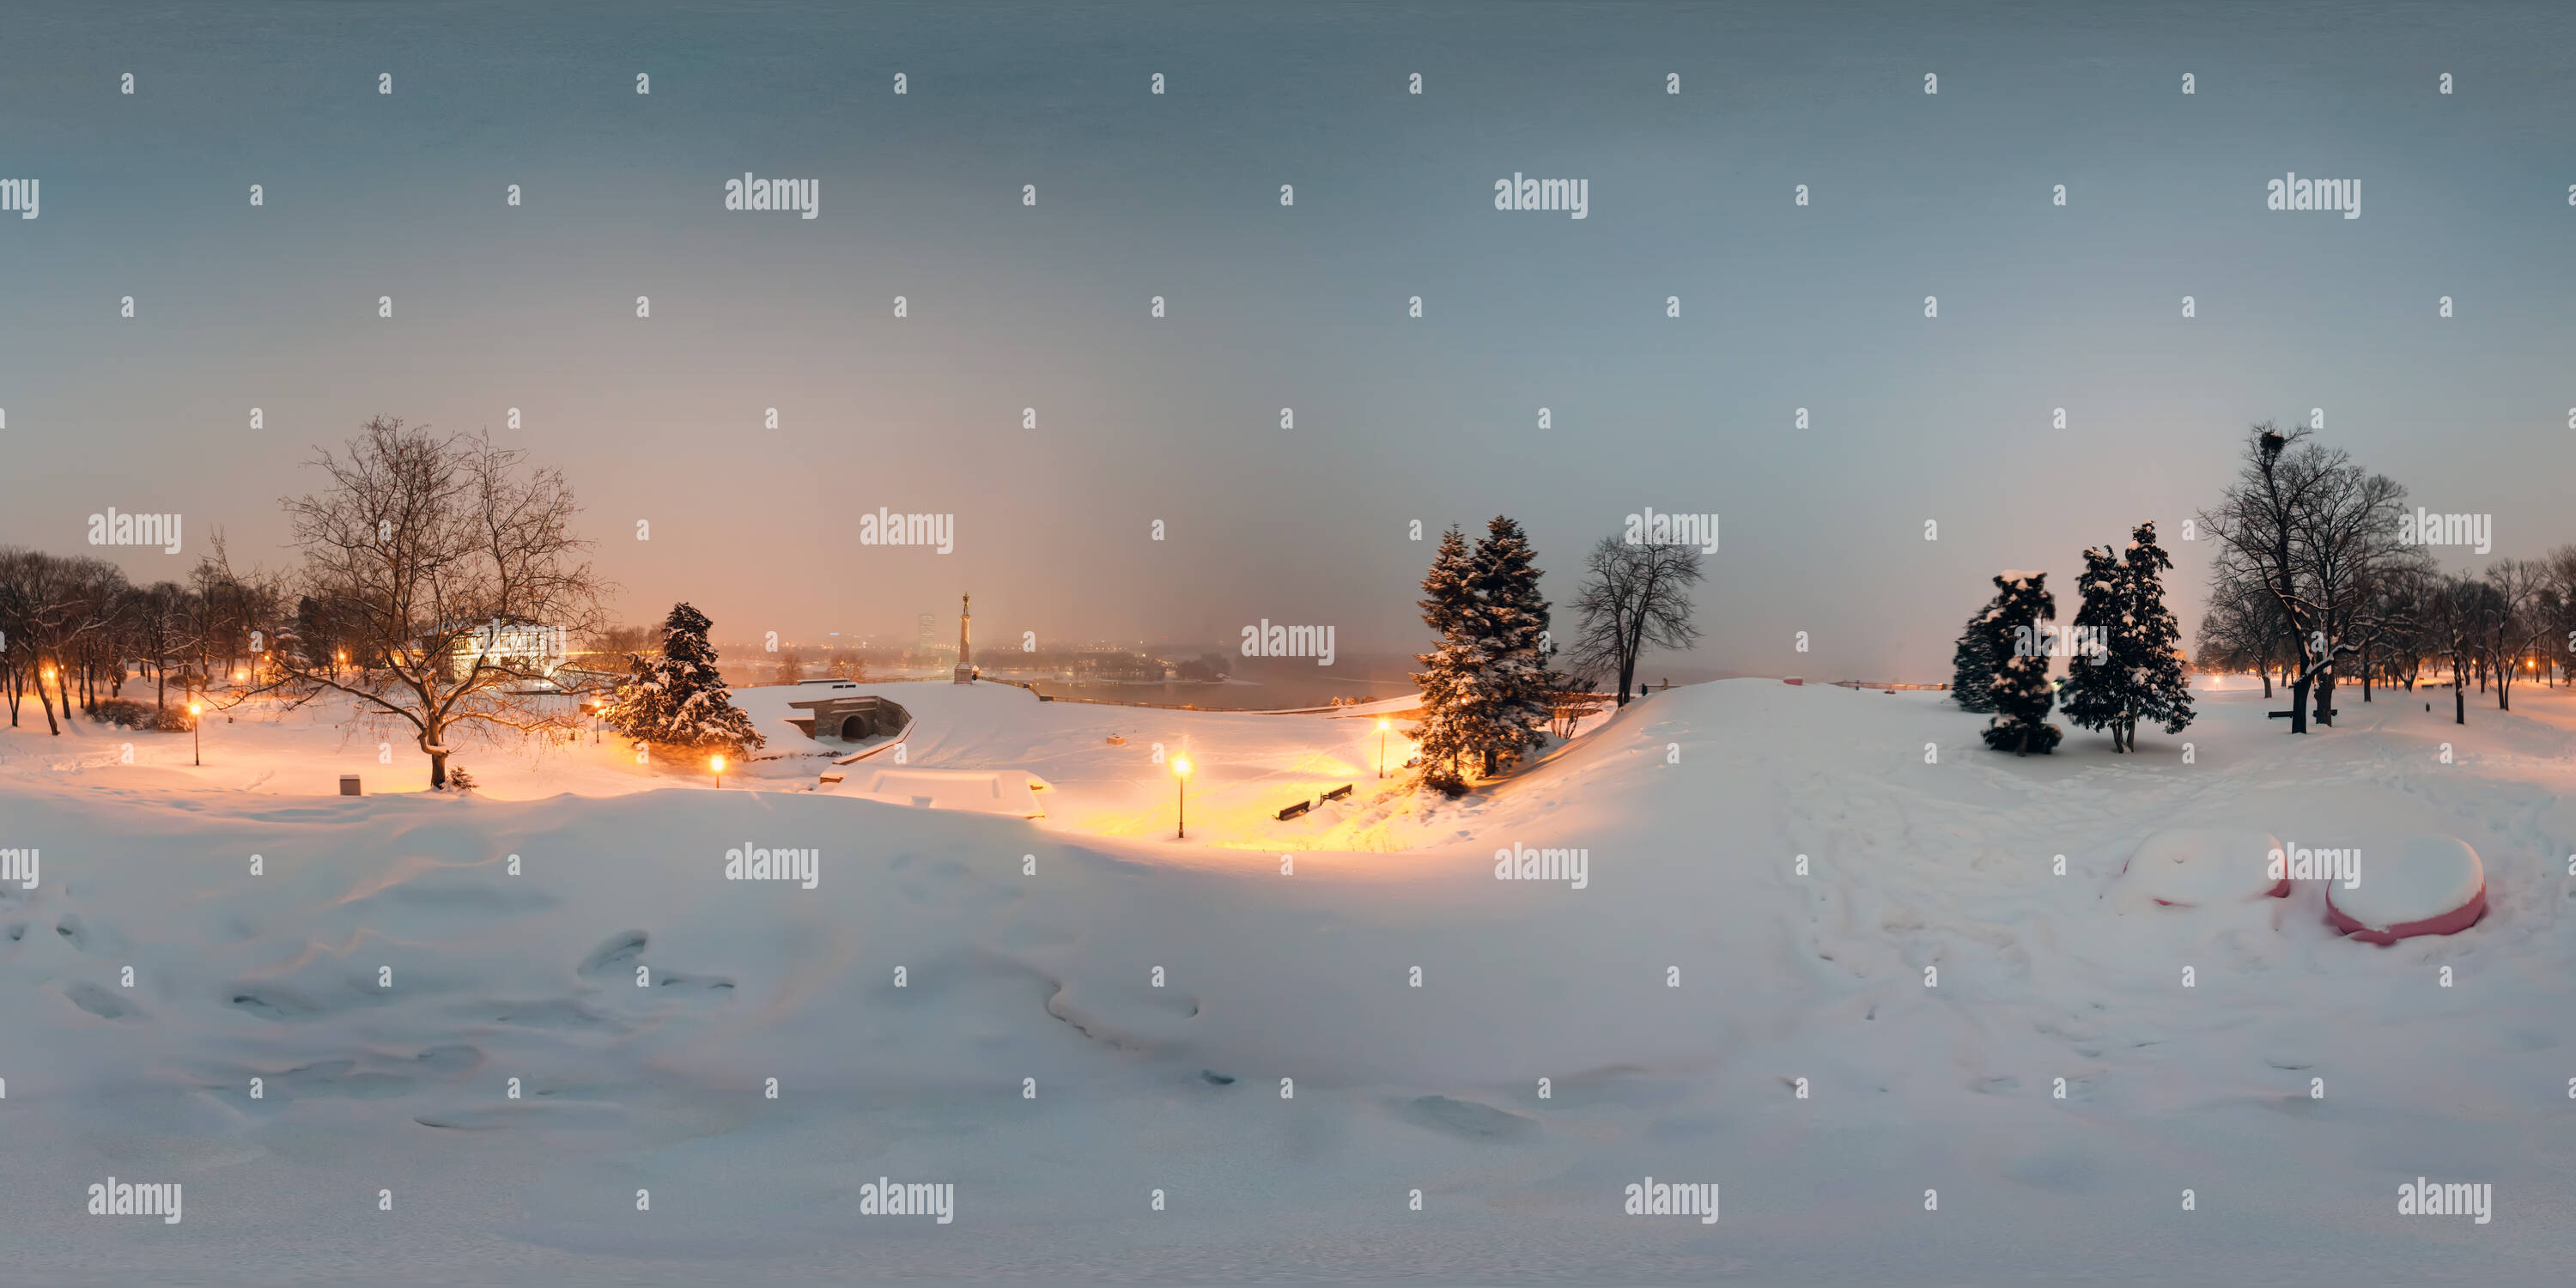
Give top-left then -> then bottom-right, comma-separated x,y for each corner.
8,417 -> 612,788
0,538 -> 289,734
1949,522 -> 2194,755
1409,519 -> 1704,794
2195,422 -> 2576,727
773,649 -> 868,684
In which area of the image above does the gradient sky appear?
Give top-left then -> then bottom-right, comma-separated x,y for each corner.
6,0 -> 2573,677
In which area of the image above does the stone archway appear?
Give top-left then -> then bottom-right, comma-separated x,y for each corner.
786,693 -> 911,744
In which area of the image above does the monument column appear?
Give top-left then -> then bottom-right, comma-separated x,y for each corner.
953,594 -> 974,683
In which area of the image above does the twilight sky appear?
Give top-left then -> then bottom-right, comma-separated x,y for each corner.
6,0 -> 2573,677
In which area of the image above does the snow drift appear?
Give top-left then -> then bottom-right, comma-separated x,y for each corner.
3,678 -> 2572,1285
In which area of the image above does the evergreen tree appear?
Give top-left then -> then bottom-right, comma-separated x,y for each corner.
602,602 -> 765,756
2058,545 -> 2127,747
1460,516 -> 1553,776
1949,598 -> 2001,712
1408,526 -> 1479,794
2117,520 -> 2196,747
1978,571 -> 2062,755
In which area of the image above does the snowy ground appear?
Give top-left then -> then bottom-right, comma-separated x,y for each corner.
1,677 -> 2571,1285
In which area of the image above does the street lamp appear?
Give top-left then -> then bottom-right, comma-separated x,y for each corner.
712,753 -> 726,788
189,702 -> 203,766
1377,719 -> 1392,779
1171,754 -> 1193,839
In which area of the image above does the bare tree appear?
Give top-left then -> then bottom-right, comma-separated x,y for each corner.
2196,553 -> 2293,696
2284,459 -> 2409,726
130,580 -> 198,709
2427,575 -> 2491,725
2365,563 -> 2438,694
260,417 -> 606,788
2544,545 -> 2576,688
2200,425 -> 2327,728
1,550 -> 100,733
2478,559 -> 2554,713
2197,423 -> 2403,732
1568,536 -> 1704,707
2305,470 -> 2421,715
0,549 -> 52,729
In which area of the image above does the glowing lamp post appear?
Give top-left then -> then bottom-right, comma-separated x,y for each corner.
189,702 -> 203,766
1171,754 -> 1193,839
1377,719 -> 1392,779
712,754 -> 726,789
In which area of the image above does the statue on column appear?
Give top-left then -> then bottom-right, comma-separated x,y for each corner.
952,594 -> 975,683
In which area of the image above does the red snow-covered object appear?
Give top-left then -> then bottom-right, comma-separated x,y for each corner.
2326,836 -> 2487,945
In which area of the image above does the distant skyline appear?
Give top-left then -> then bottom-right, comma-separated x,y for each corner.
8,0 -> 2573,679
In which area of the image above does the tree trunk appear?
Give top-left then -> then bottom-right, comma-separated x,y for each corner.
33,663 -> 61,735
2454,671 -> 2466,725
2260,664 -> 2272,699
2289,676 -> 2311,733
422,714 -> 449,789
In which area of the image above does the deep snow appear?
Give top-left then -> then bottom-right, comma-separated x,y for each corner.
1,677 -> 2571,1285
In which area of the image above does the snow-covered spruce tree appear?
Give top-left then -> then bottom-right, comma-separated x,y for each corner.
2117,520 -> 2195,747
1978,571 -> 2062,756
1460,515 -> 1553,776
1948,598 -> 2002,712
2057,545 -> 2128,749
1408,526 -> 1480,794
603,602 -> 765,757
